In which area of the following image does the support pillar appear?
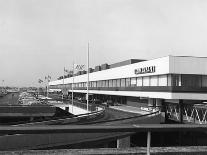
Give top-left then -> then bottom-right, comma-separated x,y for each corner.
179,100 -> 184,123
148,98 -> 154,111
156,99 -> 162,110
159,99 -> 166,123
117,136 -> 130,148
147,131 -> 151,155
65,107 -> 69,112
30,117 -> 34,122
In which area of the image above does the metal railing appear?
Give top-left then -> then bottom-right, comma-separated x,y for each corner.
1,124 -> 207,154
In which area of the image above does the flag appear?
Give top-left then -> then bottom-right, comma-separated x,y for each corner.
64,67 -> 69,73
74,64 -> 85,71
38,79 -> 43,83
69,70 -> 73,74
45,75 -> 51,82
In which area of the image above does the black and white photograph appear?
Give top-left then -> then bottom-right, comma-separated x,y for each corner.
1,0 -> 207,154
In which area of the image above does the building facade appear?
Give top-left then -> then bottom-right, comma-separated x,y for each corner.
49,55 -> 207,108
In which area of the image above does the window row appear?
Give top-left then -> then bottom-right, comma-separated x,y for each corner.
50,74 -> 207,89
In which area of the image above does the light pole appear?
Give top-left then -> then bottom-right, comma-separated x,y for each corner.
38,79 -> 43,98
63,67 -> 70,103
87,43 -> 89,112
45,75 -> 51,98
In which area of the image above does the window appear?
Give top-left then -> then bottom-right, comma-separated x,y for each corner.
137,77 -> 142,86
94,81 -> 97,87
143,76 -> 150,86
112,79 -> 117,87
117,79 -> 121,87
130,78 -> 136,87
167,75 -> 172,86
109,80 -> 113,87
121,79 -> 126,87
202,75 -> 207,87
158,75 -> 167,86
150,76 -> 158,86
126,78 -> 131,87
102,81 -> 105,87
172,74 -> 181,86
105,80 -> 109,87
181,75 -> 202,87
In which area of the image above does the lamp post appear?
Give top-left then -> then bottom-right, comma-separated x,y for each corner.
87,43 -> 89,112
45,75 -> 51,99
38,79 -> 43,98
63,67 -> 70,103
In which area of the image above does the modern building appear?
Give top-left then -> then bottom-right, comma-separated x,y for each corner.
49,55 -> 207,111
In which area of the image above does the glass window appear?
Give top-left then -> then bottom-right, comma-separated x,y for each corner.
137,77 -> 142,86
143,76 -> 150,86
102,81 -> 105,87
158,75 -> 167,86
121,79 -> 126,87
126,78 -> 130,87
97,81 -> 100,87
112,79 -> 117,87
202,75 -> 207,87
167,75 -> 172,86
181,75 -> 201,87
150,76 -> 158,86
131,78 -> 136,87
109,80 -> 113,87
94,81 -> 96,87
172,74 -> 182,86
105,80 -> 109,87
117,79 -> 121,87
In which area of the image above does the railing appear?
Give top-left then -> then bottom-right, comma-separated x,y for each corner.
166,103 -> 207,124
14,106 -> 105,126
44,96 -> 97,112
1,124 -> 207,154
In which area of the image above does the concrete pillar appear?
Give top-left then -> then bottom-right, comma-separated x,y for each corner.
117,136 -> 130,148
156,99 -> 162,108
179,100 -> 184,123
160,99 -> 168,123
148,98 -> 154,110
65,107 -> 69,112
30,117 -> 34,122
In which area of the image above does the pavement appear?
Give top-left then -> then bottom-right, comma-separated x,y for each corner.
110,105 -> 151,115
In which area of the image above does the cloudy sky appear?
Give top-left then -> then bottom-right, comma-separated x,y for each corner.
1,0 -> 207,87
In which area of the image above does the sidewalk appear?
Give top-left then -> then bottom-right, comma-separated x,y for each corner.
110,105 -> 151,115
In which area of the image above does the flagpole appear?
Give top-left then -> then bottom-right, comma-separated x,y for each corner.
72,61 -> 74,113
47,77 -> 49,99
38,80 -> 39,98
87,43 -> 89,112
63,67 -> 65,102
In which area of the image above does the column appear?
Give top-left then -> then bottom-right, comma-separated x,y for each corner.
179,99 -> 184,123
148,98 -> 154,110
117,136 -> 130,148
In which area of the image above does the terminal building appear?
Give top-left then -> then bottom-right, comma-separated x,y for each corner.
49,55 -> 207,118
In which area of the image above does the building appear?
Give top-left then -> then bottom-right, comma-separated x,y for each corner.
49,55 -> 207,111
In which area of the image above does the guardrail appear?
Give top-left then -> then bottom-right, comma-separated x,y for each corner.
13,106 -> 105,126
1,124 -> 207,154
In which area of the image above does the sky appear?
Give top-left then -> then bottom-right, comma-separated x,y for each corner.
1,0 -> 207,87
